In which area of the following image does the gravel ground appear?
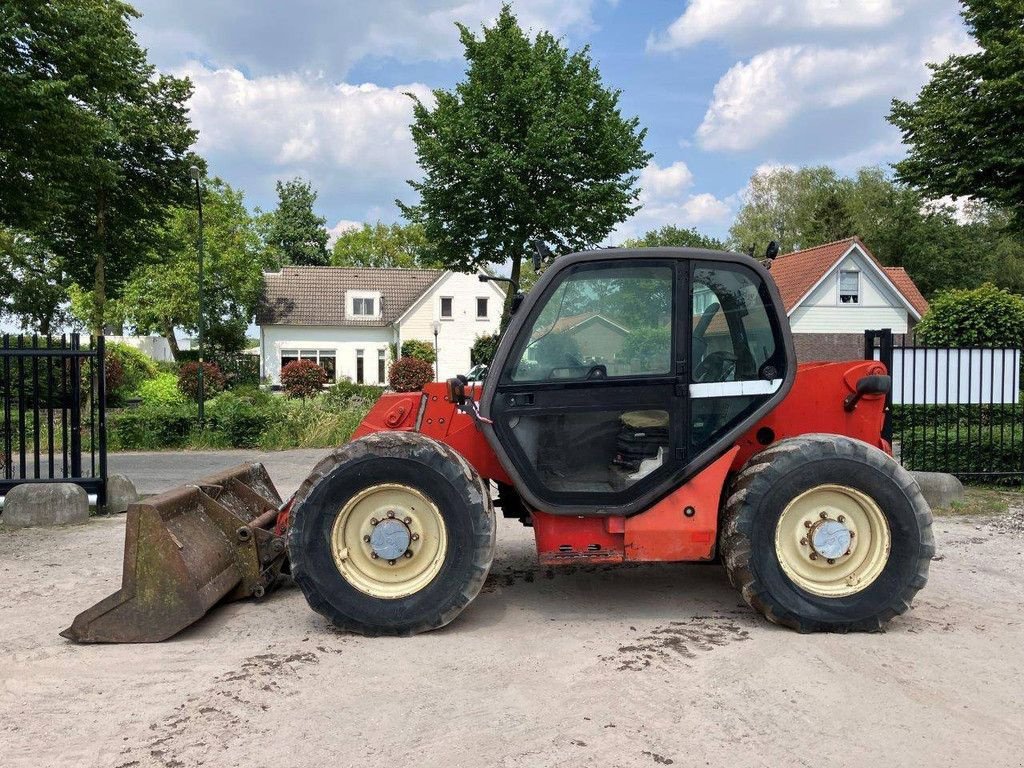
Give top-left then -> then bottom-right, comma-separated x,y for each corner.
0,485 -> 1022,767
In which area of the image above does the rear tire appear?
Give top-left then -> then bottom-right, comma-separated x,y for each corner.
288,432 -> 496,636
721,434 -> 933,632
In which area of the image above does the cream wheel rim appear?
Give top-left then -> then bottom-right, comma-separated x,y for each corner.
774,484 -> 891,597
331,483 -> 447,599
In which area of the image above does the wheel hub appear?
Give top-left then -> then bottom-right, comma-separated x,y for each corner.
369,518 -> 411,561
809,518 -> 852,560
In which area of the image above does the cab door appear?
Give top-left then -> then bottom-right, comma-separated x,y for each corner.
484,258 -> 686,512
480,249 -> 794,518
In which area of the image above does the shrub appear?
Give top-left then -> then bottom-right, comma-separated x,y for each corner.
134,372 -> 184,405
258,395 -> 372,450
104,352 -> 125,399
916,283 -> 1024,347
899,425 -> 1023,479
323,380 -> 385,408
177,361 -> 226,400
108,401 -> 197,450
401,339 -> 436,364
106,342 -> 158,394
389,356 -> 434,392
471,333 -> 500,366
207,391 -> 274,448
281,359 -> 328,398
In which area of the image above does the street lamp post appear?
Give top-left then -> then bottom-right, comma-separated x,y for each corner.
432,320 -> 441,381
189,165 -> 206,425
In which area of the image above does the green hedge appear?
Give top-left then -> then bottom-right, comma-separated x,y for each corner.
899,425 -> 1024,477
892,404 -> 1021,432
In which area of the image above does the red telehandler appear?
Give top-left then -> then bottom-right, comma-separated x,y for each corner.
64,247 -> 933,642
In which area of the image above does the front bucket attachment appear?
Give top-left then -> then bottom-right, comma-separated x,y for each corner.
62,463 -> 288,643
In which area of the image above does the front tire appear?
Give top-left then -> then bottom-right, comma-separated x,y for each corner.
721,434 -> 934,632
288,432 -> 496,636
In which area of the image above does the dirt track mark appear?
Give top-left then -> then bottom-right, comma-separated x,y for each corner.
602,616 -> 751,671
115,651 -> 319,768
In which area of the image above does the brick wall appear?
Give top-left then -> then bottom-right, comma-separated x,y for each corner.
793,333 -> 865,362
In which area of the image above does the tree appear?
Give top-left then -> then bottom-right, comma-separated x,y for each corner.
265,178 -> 329,266
889,0 -> 1024,230
331,221 -> 442,268
621,225 -> 724,250
400,5 -> 651,325
1,0 -> 200,333
728,166 -> 850,254
120,179 -> 273,358
0,229 -> 69,334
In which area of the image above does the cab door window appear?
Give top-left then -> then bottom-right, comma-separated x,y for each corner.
509,264 -> 673,382
690,260 -> 787,452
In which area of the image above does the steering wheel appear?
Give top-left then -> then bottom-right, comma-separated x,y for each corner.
694,350 -> 737,383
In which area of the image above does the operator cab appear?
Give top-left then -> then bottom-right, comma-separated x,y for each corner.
479,248 -> 794,516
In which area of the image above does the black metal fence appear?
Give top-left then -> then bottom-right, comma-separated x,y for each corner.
866,329 -> 1024,481
0,334 -> 107,502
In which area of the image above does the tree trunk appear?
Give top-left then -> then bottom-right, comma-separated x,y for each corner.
162,317 -> 180,360
92,191 -> 108,336
501,249 -> 523,331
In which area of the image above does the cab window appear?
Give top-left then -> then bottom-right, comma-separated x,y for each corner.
691,262 -> 780,384
510,264 -> 673,382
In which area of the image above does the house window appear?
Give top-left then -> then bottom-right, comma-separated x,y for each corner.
378,349 -> 386,384
440,296 -> 453,319
356,349 -> 364,384
352,296 -> 375,316
477,297 -> 488,319
280,349 -> 336,382
839,270 -> 860,304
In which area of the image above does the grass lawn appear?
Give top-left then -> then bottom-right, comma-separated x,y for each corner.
940,485 -> 1024,517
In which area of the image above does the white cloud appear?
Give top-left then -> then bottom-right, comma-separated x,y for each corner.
612,161 -> 733,242
650,0 -> 905,51
135,0 -> 599,80
694,14 -> 973,154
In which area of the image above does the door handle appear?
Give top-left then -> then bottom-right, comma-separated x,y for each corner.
507,392 -> 535,407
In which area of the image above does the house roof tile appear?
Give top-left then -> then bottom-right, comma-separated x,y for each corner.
256,266 -> 443,326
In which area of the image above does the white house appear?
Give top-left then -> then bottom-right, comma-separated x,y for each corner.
256,266 -> 505,385
767,237 -> 929,361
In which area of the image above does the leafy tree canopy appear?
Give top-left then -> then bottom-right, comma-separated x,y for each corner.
0,0 -> 201,332
621,225 -> 725,251
729,165 -> 1024,297
890,0 -> 1024,230
119,178 -> 274,358
263,177 -> 329,266
0,229 -> 69,334
400,4 -> 651,324
331,222 -> 443,268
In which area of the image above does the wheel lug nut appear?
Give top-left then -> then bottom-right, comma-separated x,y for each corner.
849,531 -> 856,538
799,538 -> 807,546
388,559 -> 396,566
370,552 -> 378,559
411,533 -> 420,541
827,558 -> 835,565
809,552 -> 818,560
404,551 -> 413,558
370,517 -> 379,526
387,510 -> 395,519
804,521 -> 812,529
819,511 -> 828,519
837,515 -> 846,523
404,516 -> 412,524
363,535 -> 371,543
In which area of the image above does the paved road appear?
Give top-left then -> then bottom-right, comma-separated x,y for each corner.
108,449 -> 332,499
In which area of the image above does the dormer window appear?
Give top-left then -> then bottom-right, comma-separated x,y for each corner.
839,270 -> 860,304
348,290 -> 381,318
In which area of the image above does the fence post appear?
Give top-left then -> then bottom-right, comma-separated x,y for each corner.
864,329 -> 894,444
96,335 -> 107,505
69,333 -> 82,479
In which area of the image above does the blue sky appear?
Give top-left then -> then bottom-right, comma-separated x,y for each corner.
130,0 -> 972,243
